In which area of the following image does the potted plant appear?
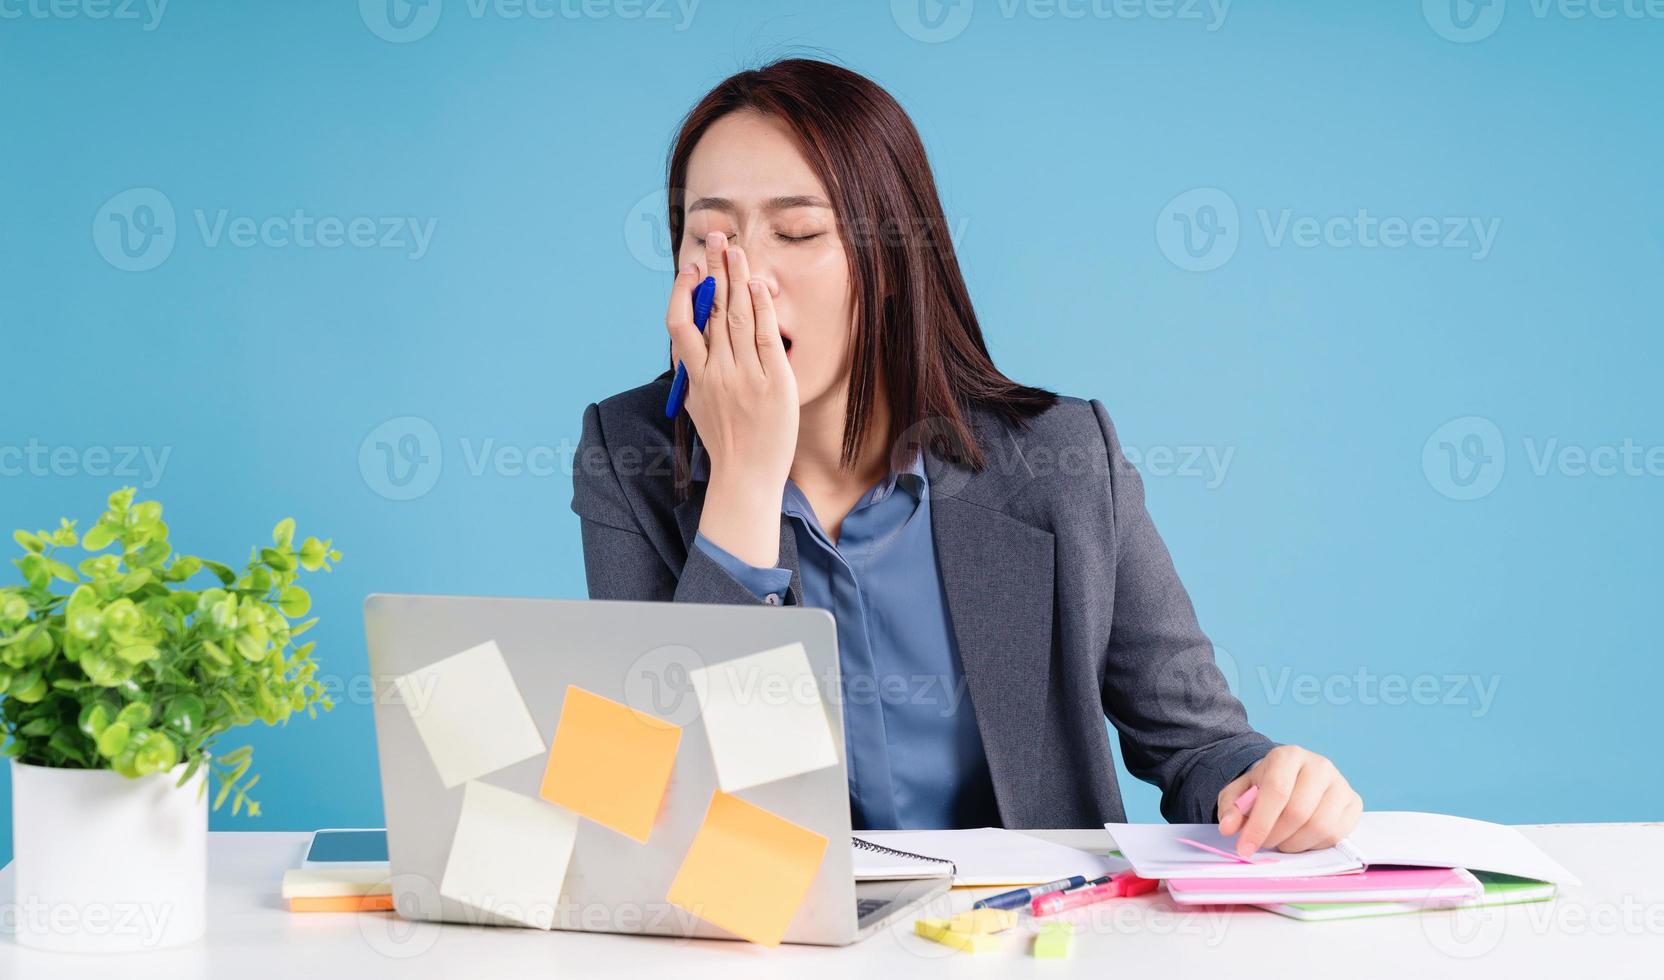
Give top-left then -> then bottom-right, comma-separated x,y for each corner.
0,488 -> 339,953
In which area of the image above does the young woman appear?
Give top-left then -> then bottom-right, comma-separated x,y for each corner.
573,59 -> 1360,854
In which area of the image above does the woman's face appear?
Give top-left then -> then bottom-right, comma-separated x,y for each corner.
678,110 -> 855,413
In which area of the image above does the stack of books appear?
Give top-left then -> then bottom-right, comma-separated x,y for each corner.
1106,811 -> 1576,922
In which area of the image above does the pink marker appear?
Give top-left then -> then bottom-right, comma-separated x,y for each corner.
1175,837 -> 1278,865
1234,785 -> 1259,815
1031,872 -> 1158,916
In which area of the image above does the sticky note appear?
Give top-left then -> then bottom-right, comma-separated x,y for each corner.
666,790 -> 829,946
690,642 -> 838,792
1033,921 -> 1075,959
394,640 -> 545,788
949,907 -> 1018,935
914,918 -> 1002,953
281,868 -> 392,899
539,685 -> 682,843
440,780 -> 580,930
288,895 -> 395,913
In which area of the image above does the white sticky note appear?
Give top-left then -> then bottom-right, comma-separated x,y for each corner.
691,642 -> 839,792
440,781 -> 579,930
394,640 -> 545,788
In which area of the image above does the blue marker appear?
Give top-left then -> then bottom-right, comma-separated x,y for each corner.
664,276 -> 718,419
972,874 -> 1095,911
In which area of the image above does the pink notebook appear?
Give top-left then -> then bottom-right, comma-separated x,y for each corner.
1165,867 -> 1482,906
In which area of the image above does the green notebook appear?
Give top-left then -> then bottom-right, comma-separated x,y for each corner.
1259,871 -> 1556,922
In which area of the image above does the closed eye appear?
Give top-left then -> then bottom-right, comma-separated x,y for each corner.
693,233 -> 825,246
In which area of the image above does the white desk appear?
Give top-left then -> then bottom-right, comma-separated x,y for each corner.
3,825 -> 1660,979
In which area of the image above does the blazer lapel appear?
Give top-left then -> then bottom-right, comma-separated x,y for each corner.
925,434 -> 1058,829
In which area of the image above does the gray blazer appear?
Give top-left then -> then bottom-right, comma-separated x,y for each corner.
571,377 -> 1275,828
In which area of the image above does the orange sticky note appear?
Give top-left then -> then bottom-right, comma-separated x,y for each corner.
666,791 -> 829,947
539,685 -> 682,843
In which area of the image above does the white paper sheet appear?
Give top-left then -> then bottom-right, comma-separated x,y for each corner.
1105,823 -> 1365,879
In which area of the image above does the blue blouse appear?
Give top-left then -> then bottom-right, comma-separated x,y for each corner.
692,452 -> 1001,829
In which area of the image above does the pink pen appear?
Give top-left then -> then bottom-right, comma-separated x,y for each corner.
1235,785 -> 1259,815
1176,837 -> 1278,864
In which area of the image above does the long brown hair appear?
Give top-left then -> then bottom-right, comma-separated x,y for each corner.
666,57 -> 1056,496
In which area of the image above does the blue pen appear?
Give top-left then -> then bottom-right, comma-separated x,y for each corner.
971,874 -> 1095,911
664,276 -> 718,419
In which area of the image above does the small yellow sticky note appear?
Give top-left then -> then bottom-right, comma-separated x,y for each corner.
949,907 -> 1019,935
666,791 -> 829,947
539,685 -> 682,843
1034,921 -> 1076,959
914,918 -> 1002,953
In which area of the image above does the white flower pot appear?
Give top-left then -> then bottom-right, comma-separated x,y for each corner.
10,758 -> 207,953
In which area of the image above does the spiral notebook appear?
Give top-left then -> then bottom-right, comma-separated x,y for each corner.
852,828 -> 1123,886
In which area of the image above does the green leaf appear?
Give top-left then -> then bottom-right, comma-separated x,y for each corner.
132,731 -> 179,775
119,569 -> 154,594
213,775 -> 235,810
116,644 -> 161,665
298,538 -> 328,572
10,671 -> 47,703
82,523 -> 118,552
201,639 -> 232,666
201,560 -> 238,586
235,634 -> 266,662
289,617 -> 319,638
12,530 -> 43,554
19,717 -> 56,737
46,558 -> 81,584
116,701 -> 152,727
260,548 -> 295,572
47,728 -> 91,767
97,722 -> 131,757
161,695 -> 205,736
19,554 -> 48,588
79,702 -> 113,738
278,586 -> 311,618
272,518 -> 295,549
176,753 -> 203,789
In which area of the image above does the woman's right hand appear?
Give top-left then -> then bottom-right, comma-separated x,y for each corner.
666,231 -> 799,568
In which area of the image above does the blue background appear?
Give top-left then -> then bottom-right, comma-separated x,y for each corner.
2,0 -> 1660,866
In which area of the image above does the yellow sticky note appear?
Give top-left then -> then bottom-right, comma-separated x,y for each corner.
949,907 -> 1018,935
1034,921 -> 1076,959
539,685 -> 682,843
666,791 -> 829,947
914,918 -> 1002,953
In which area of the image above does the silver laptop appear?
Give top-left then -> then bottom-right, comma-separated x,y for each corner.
364,593 -> 951,946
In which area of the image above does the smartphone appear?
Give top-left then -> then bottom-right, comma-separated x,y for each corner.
302,828 -> 389,868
